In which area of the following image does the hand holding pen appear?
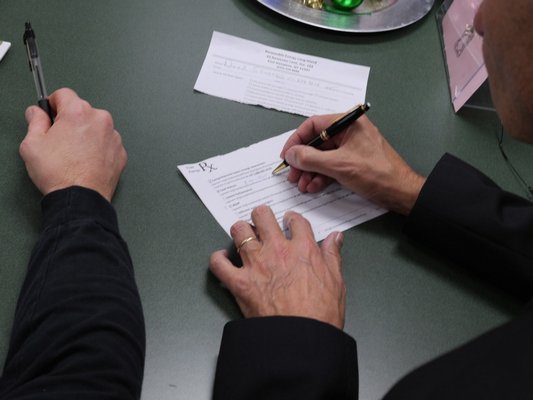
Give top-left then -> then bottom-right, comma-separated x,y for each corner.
273,103 -> 370,175
277,105 -> 426,215
23,22 -> 54,123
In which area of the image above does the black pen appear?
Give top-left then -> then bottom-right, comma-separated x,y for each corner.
272,102 -> 370,175
23,22 -> 54,122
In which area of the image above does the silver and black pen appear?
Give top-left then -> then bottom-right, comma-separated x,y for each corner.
23,22 -> 54,123
272,102 -> 370,175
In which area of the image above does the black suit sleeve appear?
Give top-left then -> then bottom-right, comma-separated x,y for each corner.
381,153 -> 533,399
383,301 -> 533,400
214,154 -> 533,400
404,153 -> 533,300
0,186 -> 145,400
213,317 -> 358,400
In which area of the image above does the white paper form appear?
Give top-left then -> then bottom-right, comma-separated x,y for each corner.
178,131 -> 387,241
0,41 -> 11,62
194,32 -> 370,117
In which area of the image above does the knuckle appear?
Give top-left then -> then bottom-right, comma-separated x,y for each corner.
79,99 -> 92,113
296,149 -> 310,165
18,139 -> 30,158
208,252 -> 221,270
67,99 -> 92,120
97,109 -> 114,129
19,135 -> 39,160
230,221 -> 249,237
121,147 -> 128,167
55,87 -> 74,97
113,129 -> 124,147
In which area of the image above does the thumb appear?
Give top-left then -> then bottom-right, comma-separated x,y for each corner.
25,106 -> 52,138
320,231 -> 344,270
285,145 -> 338,179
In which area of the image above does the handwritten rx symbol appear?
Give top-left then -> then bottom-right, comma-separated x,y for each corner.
199,162 -> 217,172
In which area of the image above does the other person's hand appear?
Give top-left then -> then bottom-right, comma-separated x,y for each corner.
19,88 -> 127,202
280,114 -> 425,215
209,205 -> 346,330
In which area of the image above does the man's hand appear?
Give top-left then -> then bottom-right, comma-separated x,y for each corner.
209,205 -> 346,330
19,88 -> 127,202
280,114 -> 426,215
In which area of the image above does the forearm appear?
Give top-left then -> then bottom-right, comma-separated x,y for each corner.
213,316 -> 358,400
0,187 -> 145,400
405,153 -> 533,300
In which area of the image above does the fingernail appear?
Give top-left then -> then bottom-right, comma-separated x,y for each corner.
285,149 -> 296,166
335,232 -> 344,247
283,210 -> 296,224
284,215 -> 292,228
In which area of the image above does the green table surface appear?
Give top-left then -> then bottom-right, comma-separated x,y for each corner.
1,1 -> 531,399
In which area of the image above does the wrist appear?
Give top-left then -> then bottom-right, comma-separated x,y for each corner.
381,173 -> 426,216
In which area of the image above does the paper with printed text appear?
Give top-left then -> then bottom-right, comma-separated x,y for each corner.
194,31 -> 370,117
178,130 -> 387,240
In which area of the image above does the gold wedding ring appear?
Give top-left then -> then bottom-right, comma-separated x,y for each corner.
237,236 -> 257,253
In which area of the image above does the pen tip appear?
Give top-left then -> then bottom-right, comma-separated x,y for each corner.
272,160 -> 289,175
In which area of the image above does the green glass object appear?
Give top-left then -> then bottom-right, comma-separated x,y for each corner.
331,0 -> 364,10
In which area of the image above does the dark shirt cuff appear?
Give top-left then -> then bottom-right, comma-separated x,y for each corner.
214,316 -> 358,399
41,186 -> 119,235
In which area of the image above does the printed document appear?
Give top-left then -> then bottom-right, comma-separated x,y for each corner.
194,32 -> 370,117
178,131 -> 387,241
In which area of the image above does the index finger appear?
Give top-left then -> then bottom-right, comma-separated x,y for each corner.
280,113 -> 341,159
47,88 -> 83,116
251,205 -> 284,242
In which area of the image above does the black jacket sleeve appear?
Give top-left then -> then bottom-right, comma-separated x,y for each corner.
214,153 -> 533,400
0,186 -> 145,400
382,153 -> 533,399
213,317 -> 358,400
404,153 -> 533,300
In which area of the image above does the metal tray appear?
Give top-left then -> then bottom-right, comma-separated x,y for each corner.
257,0 -> 436,33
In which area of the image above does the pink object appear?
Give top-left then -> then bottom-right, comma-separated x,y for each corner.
441,0 -> 486,112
